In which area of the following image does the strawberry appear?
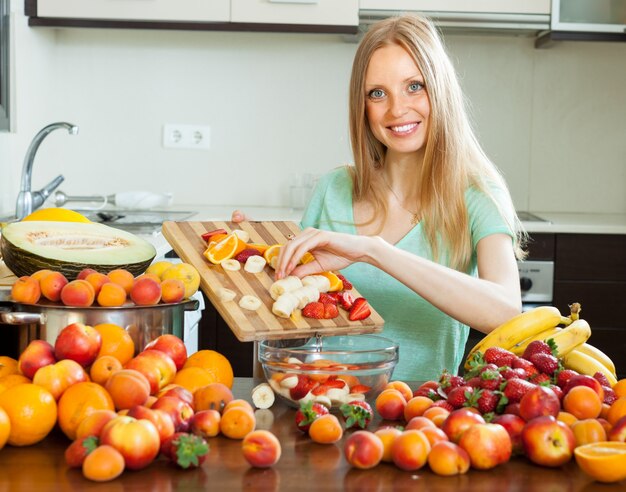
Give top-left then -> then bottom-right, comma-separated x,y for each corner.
161,432 -> 209,469
484,347 -> 516,367
439,371 -> 465,395
289,375 -> 318,401
200,228 -> 227,242
530,373 -> 552,385
479,369 -> 503,391
602,386 -> 617,406
323,303 -> 339,319
413,386 -> 440,400
549,384 -> 564,401
336,274 -> 352,290
348,297 -> 371,321
340,401 -> 374,429
501,367 -> 528,380
446,385 -> 474,409
295,400 -> 329,433
234,248 -> 262,263
522,340 -> 553,361
337,291 -> 355,311
476,389 -> 499,414
350,384 -> 372,394
556,369 -> 579,389
430,400 -> 454,411
502,378 -> 535,403
318,293 -> 338,305
503,402 -> 521,416
465,376 -> 482,388
311,378 -> 346,396
593,372 -> 612,388
528,353 -> 559,375
512,357 -> 538,378
302,302 -> 325,319
64,435 -> 99,468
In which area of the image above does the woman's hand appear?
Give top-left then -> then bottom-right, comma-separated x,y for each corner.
231,210 -> 250,223
274,227 -> 375,279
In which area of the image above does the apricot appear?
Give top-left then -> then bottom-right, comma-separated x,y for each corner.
223,399 -> 255,415
374,427 -> 402,463
571,418 -> 608,446
106,269 -> 134,295
343,430 -> 384,470
11,276 -> 41,304
420,426 -> 450,447
308,414 -> 343,444
32,358 -> 89,400
60,279 -> 95,307
563,385 -> 603,420
130,277 -> 162,306
375,388 -> 407,421
158,385 -> 194,406
75,409 -> 118,440
96,282 -> 127,307
105,369 -> 151,410
90,355 -> 122,386
427,440 -> 470,476
84,272 -> 110,297
191,409 -> 222,439
31,269 -> 53,282
220,406 -> 256,440
404,395 -> 434,421
242,430 -> 282,468
193,383 -> 234,413
77,268 -> 98,280
160,262 -> 200,299
39,271 -> 68,302
405,416 -> 437,431
608,415 -> 626,442
160,278 -> 185,304
385,381 -> 413,402
126,405 -> 175,443
391,429 -> 431,471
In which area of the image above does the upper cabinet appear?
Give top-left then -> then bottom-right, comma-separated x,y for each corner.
359,0 -> 550,15
33,0 -> 230,23
231,0 -> 358,27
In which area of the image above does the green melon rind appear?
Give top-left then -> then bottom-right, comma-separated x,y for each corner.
1,220 -> 156,279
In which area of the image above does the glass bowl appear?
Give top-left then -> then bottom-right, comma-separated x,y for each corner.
258,334 -> 398,409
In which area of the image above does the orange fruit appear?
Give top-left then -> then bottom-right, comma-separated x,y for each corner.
0,383 -> 57,446
94,323 -> 135,365
173,367 -> 217,394
563,385 -> 602,420
82,444 -> 125,482
0,374 -> 31,396
613,379 -> 626,399
0,407 -> 9,450
606,396 -> 626,426
0,356 -> 19,379
574,441 -> 626,483
203,232 -> 246,265
263,244 -> 283,269
57,381 -> 115,440
317,271 -> 343,291
183,350 -> 234,389
206,233 -> 228,248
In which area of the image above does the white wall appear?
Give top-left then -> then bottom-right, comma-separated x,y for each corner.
2,2 -> 625,217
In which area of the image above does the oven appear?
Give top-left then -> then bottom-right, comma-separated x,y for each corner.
518,259 -> 554,311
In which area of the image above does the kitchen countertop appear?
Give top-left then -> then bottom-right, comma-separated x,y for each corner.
0,377 -> 617,492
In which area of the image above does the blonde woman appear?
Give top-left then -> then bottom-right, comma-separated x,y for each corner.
237,15 -> 525,381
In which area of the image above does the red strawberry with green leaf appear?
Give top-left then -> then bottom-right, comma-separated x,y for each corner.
161,432 -> 210,469
484,347 -> 516,367
522,340 -> 554,360
65,435 -> 99,468
295,401 -> 329,433
502,378 -> 535,403
528,353 -> 559,375
340,400 -> 374,430
446,385 -> 474,409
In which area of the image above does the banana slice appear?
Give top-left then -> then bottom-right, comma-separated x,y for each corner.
302,275 -> 331,293
313,395 -> 332,409
254,409 -> 275,430
291,285 -> 321,309
272,292 -> 300,318
244,255 -> 267,273
251,383 -> 275,409
269,275 -> 303,301
233,229 -> 250,243
216,287 -> 236,302
239,294 -> 262,311
222,259 -> 241,272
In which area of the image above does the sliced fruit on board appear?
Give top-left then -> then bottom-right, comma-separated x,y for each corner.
0,221 -> 156,279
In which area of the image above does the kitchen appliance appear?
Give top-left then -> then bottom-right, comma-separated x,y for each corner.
518,259 -> 554,310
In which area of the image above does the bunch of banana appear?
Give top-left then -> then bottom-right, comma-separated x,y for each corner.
562,349 -> 617,386
510,319 -> 591,358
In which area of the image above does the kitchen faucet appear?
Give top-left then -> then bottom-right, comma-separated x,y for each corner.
15,122 -> 79,220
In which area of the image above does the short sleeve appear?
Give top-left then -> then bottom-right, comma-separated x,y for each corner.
466,184 -> 516,249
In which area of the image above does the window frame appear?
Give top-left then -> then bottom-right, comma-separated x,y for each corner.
0,0 -> 10,132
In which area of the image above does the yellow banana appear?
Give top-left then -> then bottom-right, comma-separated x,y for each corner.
545,318 -> 591,358
576,343 -> 616,377
465,306 -> 564,370
510,326 -> 562,356
562,349 -> 618,387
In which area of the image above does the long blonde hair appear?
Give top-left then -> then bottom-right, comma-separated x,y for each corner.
349,14 -> 525,271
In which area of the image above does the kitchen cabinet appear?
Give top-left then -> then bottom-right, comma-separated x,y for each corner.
359,0 -> 551,15
232,0 -> 358,27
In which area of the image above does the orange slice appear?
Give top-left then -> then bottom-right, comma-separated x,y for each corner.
203,232 -> 246,265
299,252 -> 316,265
574,441 -> 626,483
318,271 -> 343,292
263,244 -> 283,269
206,233 -> 228,249
247,243 -> 270,255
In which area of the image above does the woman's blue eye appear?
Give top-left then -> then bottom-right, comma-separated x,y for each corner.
408,81 -> 423,92
368,89 -> 385,99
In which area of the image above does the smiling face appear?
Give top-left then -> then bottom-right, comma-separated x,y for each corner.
364,44 -> 431,161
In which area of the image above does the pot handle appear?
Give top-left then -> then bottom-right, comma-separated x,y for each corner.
0,311 -> 47,325
183,299 -> 200,311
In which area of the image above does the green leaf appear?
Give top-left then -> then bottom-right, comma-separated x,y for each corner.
172,434 -> 210,469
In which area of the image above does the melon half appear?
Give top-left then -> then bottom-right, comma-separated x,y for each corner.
0,221 -> 156,279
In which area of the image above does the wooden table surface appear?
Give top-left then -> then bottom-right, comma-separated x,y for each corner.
0,378 -> 622,492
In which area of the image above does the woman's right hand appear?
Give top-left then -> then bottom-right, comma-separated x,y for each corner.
231,210 -> 250,223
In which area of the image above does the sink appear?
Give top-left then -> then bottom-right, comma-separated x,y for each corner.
79,209 -> 196,235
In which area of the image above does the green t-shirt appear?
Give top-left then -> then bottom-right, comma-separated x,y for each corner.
300,166 -> 515,381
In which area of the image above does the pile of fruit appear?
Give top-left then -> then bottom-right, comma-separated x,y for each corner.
10,260 -> 200,307
0,325 -> 282,481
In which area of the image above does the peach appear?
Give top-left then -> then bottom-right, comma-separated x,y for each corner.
18,339 -> 56,379
126,350 -> 177,394
11,276 -> 41,304
158,385 -> 195,406
385,381 -> 413,402
223,399 -> 255,415
308,414 -> 342,444
242,430 -> 282,468
391,429 -> 431,471
405,415 -> 437,431
571,418 -> 608,446
39,271 -> 69,302
31,269 -> 54,282
423,406 -> 450,427
144,334 -> 188,371
75,409 -> 118,440
404,395 -> 434,421
130,277 -> 162,306
84,272 -> 110,297
136,273 -> 161,283
152,396 -> 195,432
60,279 -> 95,307
374,427 -> 402,463
220,406 -> 256,440
375,388 -> 407,421
105,369 -> 151,410
193,383 -> 234,413
127,405 -> 175,443
106,269 -> 134,295
520,385 -> 561,421
96,282 -> 127,307
458,423 -> 512,470
190,409 -> 222,439
343,430 -> 384,470
89,355 -> 122,385
607,415 -> 626,442
427,440 -> 470,476
76,268 -> 98,280
33,358 -> 89,400
441,408 -> 486,443
420,426 -> 450,447
160,278 -> 185,304
492,413 -> 526,455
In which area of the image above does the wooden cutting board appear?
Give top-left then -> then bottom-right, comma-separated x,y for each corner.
161,221 -> 384,342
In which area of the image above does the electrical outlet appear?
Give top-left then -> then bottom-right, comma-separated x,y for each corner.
162,124 -> 211,150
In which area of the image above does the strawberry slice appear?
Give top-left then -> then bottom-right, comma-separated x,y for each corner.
348,297 -> 371,321
336,274 -> 353,290
338,291 -> 355,310
318,293 -> 338,305
289,375 -> 318,401
350,384 -> 372,394
311,378 -> 346,396
302,302 -> 325,319
323,303 -> 339,319
201,228 -> 227,242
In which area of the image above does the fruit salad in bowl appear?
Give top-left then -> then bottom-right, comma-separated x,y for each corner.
258,335 -> 398,409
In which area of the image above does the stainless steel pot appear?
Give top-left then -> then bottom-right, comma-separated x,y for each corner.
0,289 -> 199,353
